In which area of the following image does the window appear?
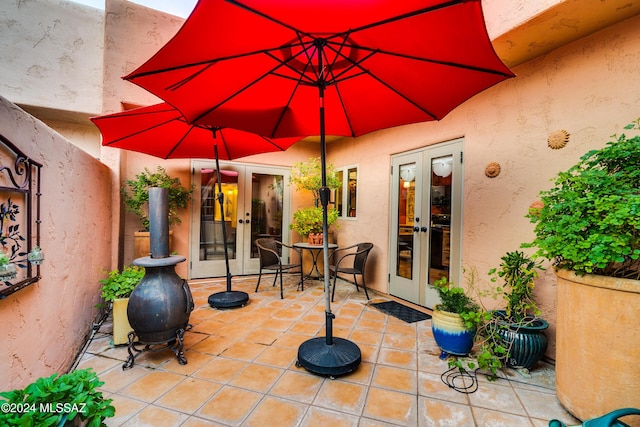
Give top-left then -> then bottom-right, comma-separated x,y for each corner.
335,165 -> 358,219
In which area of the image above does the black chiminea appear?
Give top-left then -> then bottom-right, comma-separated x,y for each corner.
123,187 -> 194,370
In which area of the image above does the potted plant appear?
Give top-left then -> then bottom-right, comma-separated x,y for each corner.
98,265 -> 145,345
431,275 -> 505,379
0,252 -> 17,280
489,250 -> 548,371
0,368 -> 115,426
121,166 -> 193,258
525,118 -> 640,420
289,157 -> 340,244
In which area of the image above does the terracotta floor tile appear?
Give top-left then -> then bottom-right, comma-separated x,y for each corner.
418,396 -> 475,427
270,371 -> 324,403
418,371 -> 470,405
289,321 -> 323,335
244,327 -> 283,345
103,393 -> 147,426
377,347 -> 417,369
97,364 -> 150,393
372,365 -> 417,393
468,381 -> 527,415
123,404 -> 189,426
363,387 -> 417,425
75,353 -> 122,375
155,377 -> 221,414
259,317 -> 295,330
77,278 -> 577,427
349,329 -> 383,347
273,332 -> 311,349
191,335 -> 237,356
341,361 -> 374,385
243,396 -> 308,427
229,363 -> 283,392
314,379 -> 367,415
194,357 -> 247,383
300,406 -> 360,427
382,333 -> 417,351
119,371 -> 185,402
197,385 -> 262,425
253,345 -> 298,368
220,341 -> 266,361
471,406 -> 534,427
385,320 -> 420,337
161,350 -> 214,376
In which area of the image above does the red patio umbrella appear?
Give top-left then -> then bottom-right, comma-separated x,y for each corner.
91,103 -> 304,308
123,0 -> 515,376
90,102 -> 302,160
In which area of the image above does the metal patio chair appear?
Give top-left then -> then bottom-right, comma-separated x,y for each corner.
255,238 -> 303,299
329,242 -> 373,302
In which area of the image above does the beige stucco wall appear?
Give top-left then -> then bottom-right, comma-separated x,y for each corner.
330,12 -> 640,359
0,95 -> 112,389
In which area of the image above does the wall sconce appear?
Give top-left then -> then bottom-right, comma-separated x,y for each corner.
432,158 -> 452,178
28,246 -> 44,265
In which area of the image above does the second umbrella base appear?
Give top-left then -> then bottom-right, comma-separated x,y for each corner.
297,336 -> 361,377
208,291 -> 249,309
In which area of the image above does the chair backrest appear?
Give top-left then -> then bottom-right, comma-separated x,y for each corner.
255,238 -> 280,267
354,243 -> 374,273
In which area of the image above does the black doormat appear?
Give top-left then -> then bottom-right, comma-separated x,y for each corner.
370,300 -> 432,323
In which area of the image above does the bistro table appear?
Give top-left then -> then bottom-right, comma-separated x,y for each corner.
293,242 -> 338,280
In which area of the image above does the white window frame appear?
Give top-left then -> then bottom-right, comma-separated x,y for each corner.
335,164 -> 359,219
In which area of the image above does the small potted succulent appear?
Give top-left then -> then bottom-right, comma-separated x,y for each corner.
0,252 -> 17,280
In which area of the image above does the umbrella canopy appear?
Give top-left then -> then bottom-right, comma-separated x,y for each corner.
122,0 -> 515,376
90,102 -> 303,160
124,0 -> 514,139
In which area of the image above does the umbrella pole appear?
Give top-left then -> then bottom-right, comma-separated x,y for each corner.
296,42 -> 361,376
207,144 -> 249,309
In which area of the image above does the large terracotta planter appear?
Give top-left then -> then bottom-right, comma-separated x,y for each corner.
555,268 -> 640,423
134,230 -> 173,259
431,309 -> 475,357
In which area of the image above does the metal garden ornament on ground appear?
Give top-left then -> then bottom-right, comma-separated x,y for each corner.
125,0 -> 514,376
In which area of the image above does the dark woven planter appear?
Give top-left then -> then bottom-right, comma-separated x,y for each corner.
494,310 -> 548,370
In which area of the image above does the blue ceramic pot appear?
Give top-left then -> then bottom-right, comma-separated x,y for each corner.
431,309 -> 476,357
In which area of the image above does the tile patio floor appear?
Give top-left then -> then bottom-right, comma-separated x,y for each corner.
75,275 -> 580,427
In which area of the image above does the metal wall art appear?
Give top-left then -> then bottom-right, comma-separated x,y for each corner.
0,133 -> 43,299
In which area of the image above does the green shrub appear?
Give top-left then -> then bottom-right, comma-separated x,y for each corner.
98,265 -> 145,304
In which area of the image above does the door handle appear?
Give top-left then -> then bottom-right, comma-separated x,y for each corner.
238,219 -> 244,224
421,227 -> 428,232
413,226 -> 420,232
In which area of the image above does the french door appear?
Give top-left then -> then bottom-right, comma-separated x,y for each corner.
388,139 -> 463,308
189,160 -> 291,279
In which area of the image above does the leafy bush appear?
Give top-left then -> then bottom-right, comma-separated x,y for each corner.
290,206 -> 339,237
98,265 -> 145,304
121,166 -> 193,231
525,118 -> 640,278
0,368 -> 115,427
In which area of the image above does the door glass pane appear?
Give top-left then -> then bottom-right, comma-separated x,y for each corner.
397,163 -> 416,279
335,170 -> 344,216
347,167 -> 357,217
199,167 -> 238,261
429,156 -> 452,284
250,173 -> 284,258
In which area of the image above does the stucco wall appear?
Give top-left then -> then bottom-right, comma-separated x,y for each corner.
330,13 -> 640,359
0,95 -> 112,389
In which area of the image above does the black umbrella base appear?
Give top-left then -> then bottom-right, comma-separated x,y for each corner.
296,337 -> 361,377
208,291 -> 249,309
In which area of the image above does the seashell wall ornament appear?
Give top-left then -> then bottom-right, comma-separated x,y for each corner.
485,162 -> 501,178
548,130 -> 570,149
